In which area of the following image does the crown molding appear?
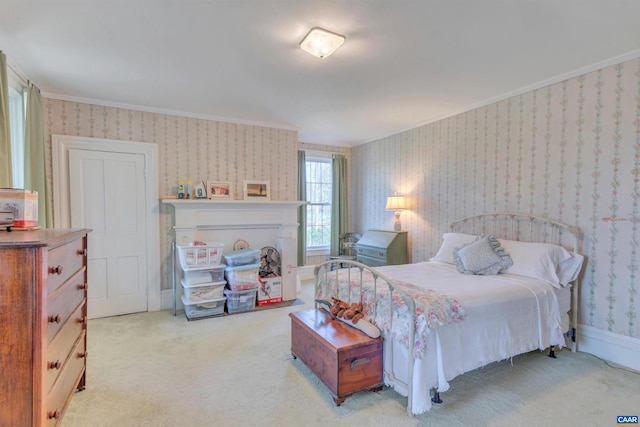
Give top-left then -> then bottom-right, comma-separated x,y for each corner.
40,91 -> 299,132
367,49 -> 640,145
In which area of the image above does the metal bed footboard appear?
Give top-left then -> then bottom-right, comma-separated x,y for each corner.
314,259 -> 417,416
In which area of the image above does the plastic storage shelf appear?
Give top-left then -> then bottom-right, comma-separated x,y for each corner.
224,288 -> 257,314
177,242 -> 224,269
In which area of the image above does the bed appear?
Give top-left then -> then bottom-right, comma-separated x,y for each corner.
313,213 -> 584,415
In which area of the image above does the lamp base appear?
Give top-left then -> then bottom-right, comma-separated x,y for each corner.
394,212 -> 402,231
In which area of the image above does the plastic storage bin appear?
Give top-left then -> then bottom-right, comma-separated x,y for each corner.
181,295 -> 226,319
181,264 -> 226,285
182,265 -> 222,285
222,248 -> 261,267
209,264 -> 226,282
225,263 -> 260,290
181,279 -> 226,302
178,242 -> 224,268
224,288 -> 257,314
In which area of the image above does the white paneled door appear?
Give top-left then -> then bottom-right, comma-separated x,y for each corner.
69,149 -> 148,319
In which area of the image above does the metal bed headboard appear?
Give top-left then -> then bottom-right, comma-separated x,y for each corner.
450,212 -> 583,254
450,212 -> 584,353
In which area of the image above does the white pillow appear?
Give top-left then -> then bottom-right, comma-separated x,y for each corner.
430,232 -> 478,264
499,239 -> 584,288
557,252 -> 584,284
453,235 -> 513,275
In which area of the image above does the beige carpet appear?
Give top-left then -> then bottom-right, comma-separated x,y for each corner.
62,281 -> 640,427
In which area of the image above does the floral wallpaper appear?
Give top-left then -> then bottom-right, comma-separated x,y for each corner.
42,100 -> 299,291
40,54 -> 640,344
352,57 -> 640,340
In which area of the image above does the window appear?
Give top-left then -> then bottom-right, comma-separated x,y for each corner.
8,76 -> 26,188
305,156 -> 332,249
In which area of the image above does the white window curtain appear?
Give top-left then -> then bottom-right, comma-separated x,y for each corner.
297,150 -> 307,266
0,51 -> 12,187
330,154 -> 348,256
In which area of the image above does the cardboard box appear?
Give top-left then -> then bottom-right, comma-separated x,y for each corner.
0,189 -> 38,228
257,276 -> 282,306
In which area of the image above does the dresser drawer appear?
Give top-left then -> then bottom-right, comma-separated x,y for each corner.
356,255 -> 387,267
46,302 -> 85,395
356,246 -> 387,259
47,238 -> 86,295
47,268 -> 86,344
45,331 -> 86,426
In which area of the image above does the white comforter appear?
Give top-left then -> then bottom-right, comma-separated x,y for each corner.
374,261 -> 565,414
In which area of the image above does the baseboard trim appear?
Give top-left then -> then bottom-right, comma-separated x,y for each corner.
161,289 -> 180,312
298,265 -> 316,281
578,324 -> 640,371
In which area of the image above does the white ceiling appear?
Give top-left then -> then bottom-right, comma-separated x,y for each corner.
1,1 -> 640,147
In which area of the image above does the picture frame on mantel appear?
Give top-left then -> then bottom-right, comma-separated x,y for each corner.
243,180 -> 270,201
207,181 -> 232,199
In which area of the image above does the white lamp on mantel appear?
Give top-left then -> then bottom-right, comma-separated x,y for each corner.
385,193 -> 408,231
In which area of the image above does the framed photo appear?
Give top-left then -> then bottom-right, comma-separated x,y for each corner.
207,181 -> 233,199
243,180 -> 270,201
194,181 -> 207,199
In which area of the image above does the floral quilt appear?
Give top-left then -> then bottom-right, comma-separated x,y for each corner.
316,268 -> 466,359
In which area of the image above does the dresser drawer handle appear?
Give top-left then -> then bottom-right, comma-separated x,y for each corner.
77,316 -> 88,325
78,351 -> 88,359
49,265 -> 64,275
350,357 -> 371,370
77,283 -> 88,290
47,360 -> 61,370
48,314 -> 62,324
77,248 -> 87,256
47,410 -> 60,420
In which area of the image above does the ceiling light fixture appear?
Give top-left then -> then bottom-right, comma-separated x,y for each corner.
299,27 -> 345,59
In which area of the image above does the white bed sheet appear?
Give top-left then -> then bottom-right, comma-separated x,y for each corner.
373,261 -> 566,414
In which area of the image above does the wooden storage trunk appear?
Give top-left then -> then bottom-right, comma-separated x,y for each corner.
289,308 -> 383,405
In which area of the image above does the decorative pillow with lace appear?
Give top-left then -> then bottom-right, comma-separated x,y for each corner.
453,234 -> 512,275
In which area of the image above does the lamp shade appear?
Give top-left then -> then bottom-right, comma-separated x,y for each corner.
385,195 -> 407,211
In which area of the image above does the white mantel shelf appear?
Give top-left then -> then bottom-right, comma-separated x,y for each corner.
162,198 -> 304,230
162,199 -> 304,207
162,198 -> 304,303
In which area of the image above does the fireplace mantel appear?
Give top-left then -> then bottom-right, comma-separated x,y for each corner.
162,198 -> 304,301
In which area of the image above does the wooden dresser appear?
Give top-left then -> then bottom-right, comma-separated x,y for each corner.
0,229 -> 90,427
356,229 -> 408,267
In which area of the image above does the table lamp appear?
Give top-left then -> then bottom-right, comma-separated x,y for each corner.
385,194 -> 407,231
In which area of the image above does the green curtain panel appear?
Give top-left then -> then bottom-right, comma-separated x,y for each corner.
0,51 -> 12,187
297,150 -> 307,266
330,154 -> 348,256
24,84 -> 52,227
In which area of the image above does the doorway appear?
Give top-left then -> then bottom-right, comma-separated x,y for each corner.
52,135 -> 160,318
